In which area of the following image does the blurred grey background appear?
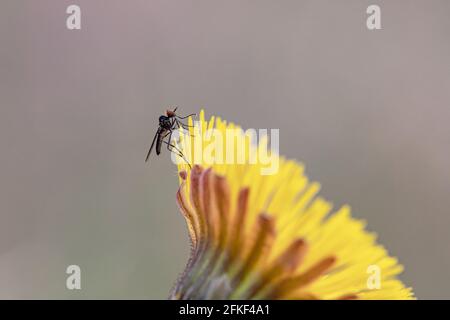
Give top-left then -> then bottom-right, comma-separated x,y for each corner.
0,0 -> 449,299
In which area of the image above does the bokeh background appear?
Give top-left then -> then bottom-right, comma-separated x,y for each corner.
1,0 -> 449,299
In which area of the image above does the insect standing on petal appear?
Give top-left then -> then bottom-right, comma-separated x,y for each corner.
145,107 -> 195,168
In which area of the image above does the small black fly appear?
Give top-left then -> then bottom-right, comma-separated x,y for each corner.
145,107 -> 195,167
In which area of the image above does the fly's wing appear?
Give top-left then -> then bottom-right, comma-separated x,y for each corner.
145,129 -> 160,162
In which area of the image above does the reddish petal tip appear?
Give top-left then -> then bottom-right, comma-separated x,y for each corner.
179,170 -> 187,180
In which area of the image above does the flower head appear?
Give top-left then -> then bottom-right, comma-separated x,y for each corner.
169,110 -> 414,300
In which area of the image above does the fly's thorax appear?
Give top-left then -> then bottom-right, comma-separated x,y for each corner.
159,115 -> 172,130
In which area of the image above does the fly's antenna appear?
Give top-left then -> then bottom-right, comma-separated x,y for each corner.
176,113 -> 196,120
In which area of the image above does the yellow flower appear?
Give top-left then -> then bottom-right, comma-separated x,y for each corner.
169,110 -> 414,300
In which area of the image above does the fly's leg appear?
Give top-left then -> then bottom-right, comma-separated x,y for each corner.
175,119 -> 195,130
164,130 -> 192,168
172,119 -> 195,137
160,130 -> 184,156
176,113 -> 196,120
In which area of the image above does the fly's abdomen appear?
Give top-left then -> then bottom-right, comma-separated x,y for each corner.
156,129 -> 167,155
